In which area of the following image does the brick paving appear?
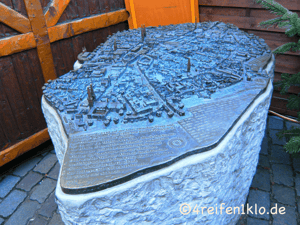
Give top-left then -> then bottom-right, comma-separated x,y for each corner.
236,116 -> 300,225
0,115 -> 299,224
0,142 -> 63,225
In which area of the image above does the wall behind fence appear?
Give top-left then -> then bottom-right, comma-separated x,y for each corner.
199,0 -> 300,117
0,0 -> 128,164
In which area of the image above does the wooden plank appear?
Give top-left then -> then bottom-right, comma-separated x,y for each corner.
0,22 -> 5,39
242,30 -> 300,56
0,56 -> 31,138
0,32 -> 35,57
0,123 -> 8,151
274,72 -> 300,95
40,0 -> 51,9
1,0 -> 20,37
0,76 -> 21,142
48,9 -> 128,42
108,22 -> 129,38
51,41 -> 67,76
59,38 -> 76,74
106,0 -> 116,12
11,52 -> 46,133
269,106 -> 298,118
11,0 -> 27,17
82,31 -> 95,52
200,6 -> 247,17
102,0 -> 112,34
56,4 -> 68,24
56,0 -> 78,23
250,8 -> 300,18
26,49 -> 45,102
71,34 -> 85,61
113,0 -> 125,9
63,0 -> 78,21
76,0 -> 89,18
92,27 -> 106,48
265,40 -> 300,56
245,30 -> 300,43
199,0 -> 300,11
106,0 -> 127,12
199,14 -> 289,33
101,0 -> 127,11
273,91 -> 292,101
0,128 -> 50,166
89,0 -> 100,15
274,54 -> 300,75
44,0 -> 71,27
24,0 -> 57,81
0,2 -> 31,33
200,7 -> 300,25
0,9 -> 128,57
270,93 -> 299,117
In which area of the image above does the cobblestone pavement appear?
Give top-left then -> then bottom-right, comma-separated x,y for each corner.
0,115 -> 299,225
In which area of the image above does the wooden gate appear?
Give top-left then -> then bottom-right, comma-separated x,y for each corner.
0,0 -> 128,166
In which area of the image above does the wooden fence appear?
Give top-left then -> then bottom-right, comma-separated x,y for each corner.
199,0 -> 300,117
0,0 -> 128,165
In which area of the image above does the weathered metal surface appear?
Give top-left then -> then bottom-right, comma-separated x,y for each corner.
43,22 -> 274,194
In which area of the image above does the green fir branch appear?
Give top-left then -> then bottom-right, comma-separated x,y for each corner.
273,42 -> 298,54
291,39 -> 300,52
256,0 -> 300,37
274,72 -> 300,94
284,136 -> 300,154
287,95 -> 300,110
277,128 -> 300,139
256,0 -> 300,154
256,0 -> 288,16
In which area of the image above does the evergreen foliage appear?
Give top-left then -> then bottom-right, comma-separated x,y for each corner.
255,0 -> 300,154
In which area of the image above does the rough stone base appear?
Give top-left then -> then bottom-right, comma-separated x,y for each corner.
41,97 -> 68,165
51,80 -> 273,224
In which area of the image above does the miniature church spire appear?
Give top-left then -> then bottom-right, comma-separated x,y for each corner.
90,83 -> 96,99
187,58 -> 191,72
141,24 -> 146,42
114,39 -> 117,51
87,83 -> 95,107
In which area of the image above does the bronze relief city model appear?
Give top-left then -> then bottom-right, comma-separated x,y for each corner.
43,22 -> 274,194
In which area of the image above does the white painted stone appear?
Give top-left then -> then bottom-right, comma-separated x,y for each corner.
41,96 -> 68,165
73,60 -> 83,71
265,54 -> 275,76
47,79 -> 273,224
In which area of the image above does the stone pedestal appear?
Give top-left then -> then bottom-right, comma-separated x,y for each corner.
41,22 -> 275,224
42,80 -> 273,224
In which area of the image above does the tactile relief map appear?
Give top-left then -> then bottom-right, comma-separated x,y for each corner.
42,22 -> 273,193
